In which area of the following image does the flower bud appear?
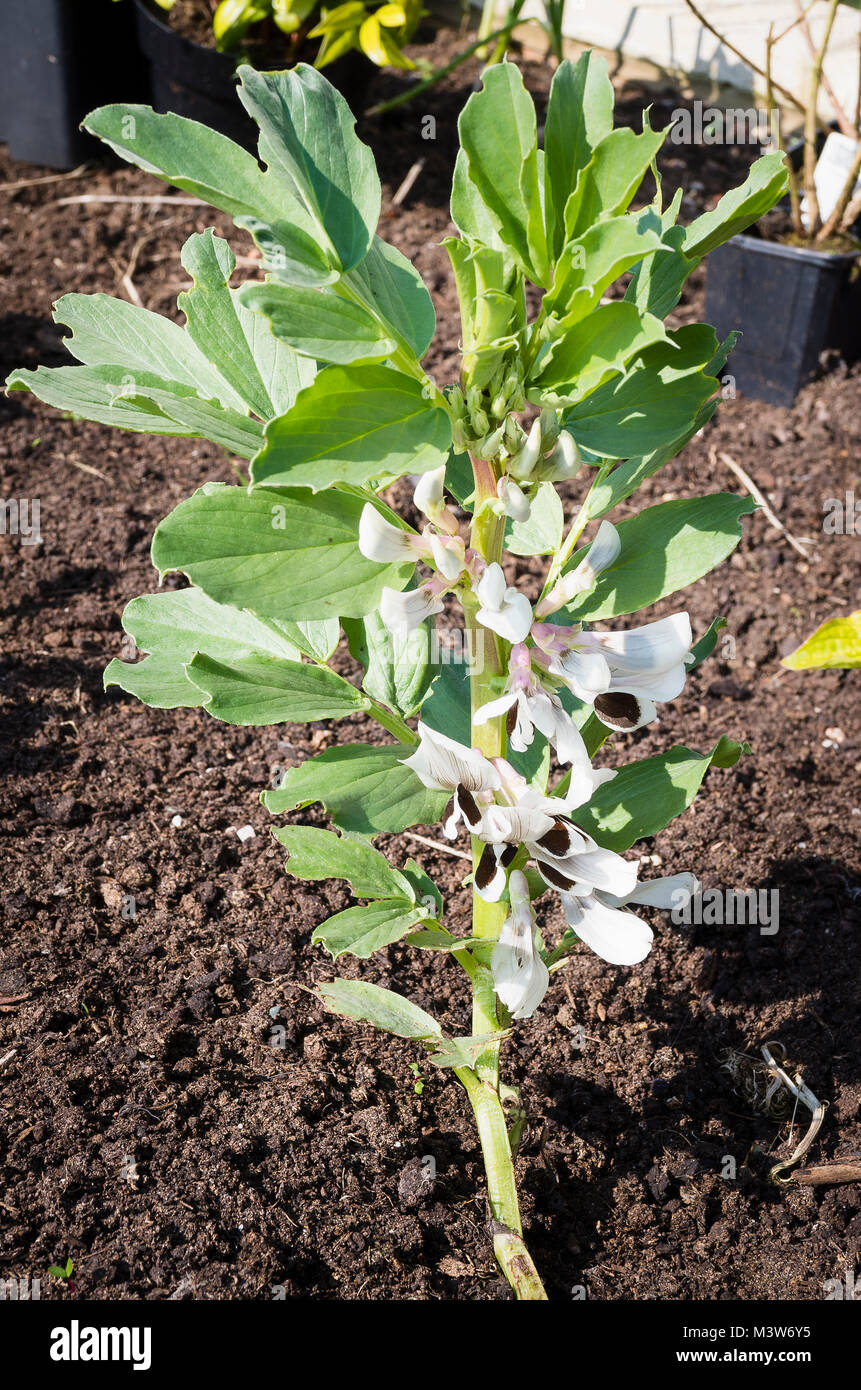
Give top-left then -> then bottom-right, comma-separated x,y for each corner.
508,417 -> 542,480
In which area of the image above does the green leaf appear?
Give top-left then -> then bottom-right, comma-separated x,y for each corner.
576,738 -> 749,851
251,365 -> 451,490
263,743 -> 448,835
427,1033 -> 509,1069
277,617 -> 341,662
238,281 -> 396,364
104,654 -> 204,710
82,103 -> 335,287
504,482 -> 563,555
564,494 -> 756,619
274,824 -> 414,899
419,659 -> 470,745
151,483 -> 412,621
688,616 -> 727,670
343,609 -> 435,717
683,152 -> 788,259
406,927 -> 474,951
582,397 -> 719,520
456,63 -> 550,286
401,858 -> 443,916
313,898 -> 431,959
544,52 -> 615,259
179,229 -> 316,418
116,586 -> 305,664
450,149 -> 506,254
317,978 -> 442,1039
543,215 -> 669,325
349,235 -> 436,359
563,122 -> 666,241
185,652 -> 368,724
781,612 -> 861,670
444,447 -> 474,510
624,222 -> 695,319
564,324 -> 720,458
237,63 -> 380,273
52,290 -> 240,411
102,585 -> 309,710
6,364 -> 264,457
530,303 -> 670,405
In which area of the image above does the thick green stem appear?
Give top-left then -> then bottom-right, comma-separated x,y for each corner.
456,451 -> 546,1299
466,455 -> 508,1084
458,1067 -> 548,1299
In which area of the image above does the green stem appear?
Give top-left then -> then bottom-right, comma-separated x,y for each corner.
457,1067 -> 548,1299
366,698 -> 417,745
539,457 -> 614,602
365,23 -> 522,117
453,449 -> 548,1299
466,454 -> 508,1084
337,273 -> 449,412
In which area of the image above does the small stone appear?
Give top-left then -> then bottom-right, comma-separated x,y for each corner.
99,879 -> 125,912
302,1033 -> 327,1062
236,824 -> 255,843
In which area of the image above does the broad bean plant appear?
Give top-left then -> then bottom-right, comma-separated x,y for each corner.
9,56 -> 788,1298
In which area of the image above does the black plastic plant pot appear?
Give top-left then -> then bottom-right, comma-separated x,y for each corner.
1,0 -> 147,170
133,0 -> 372,151
706,234 -> 861,406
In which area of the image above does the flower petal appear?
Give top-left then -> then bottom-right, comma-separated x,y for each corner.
402,721 -> 500,795
605,870 -> 700,910
562,891 -> 653,965
358,504 -> 415,564
380,585 -> 444,638
592,690 -> 657,731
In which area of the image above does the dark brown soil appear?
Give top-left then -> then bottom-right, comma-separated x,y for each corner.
1,31 -> 859,1302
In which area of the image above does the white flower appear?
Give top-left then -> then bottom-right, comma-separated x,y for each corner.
473,642 -> 591,768
536,521 -> 621,618
401,721 -> 500,840
538,612 -> 693,731
539,428 -> 581,482
412,466 -> 444,517
475,562 -> 533,644
491,870 -> 550,1019
496,476 -> 531,522
359,504 -> 425,565
560,891 -> 654,966
508,417 -> 543,480
472,758 -> 618,902
429,532 -> 466,581
379,583 -> 445,639
413,466 -> 459,535
603,871 -> 700,911
560,870 -> 700,966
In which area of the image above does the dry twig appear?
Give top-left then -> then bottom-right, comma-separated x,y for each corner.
712,448 -> 815,559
